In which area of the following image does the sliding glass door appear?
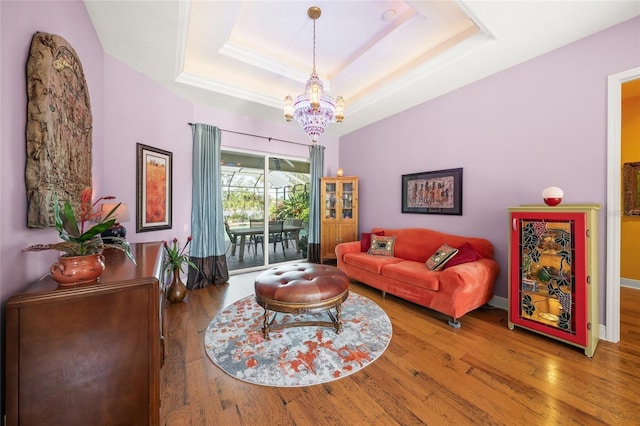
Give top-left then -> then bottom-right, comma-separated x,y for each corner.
221,150 -> 309,272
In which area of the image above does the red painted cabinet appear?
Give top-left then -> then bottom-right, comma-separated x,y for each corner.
508,204 -> 600,357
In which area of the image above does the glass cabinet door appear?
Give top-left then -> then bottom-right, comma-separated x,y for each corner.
341,182 -> 353,220
324,182 -> 337,219
510,212 -> 588,346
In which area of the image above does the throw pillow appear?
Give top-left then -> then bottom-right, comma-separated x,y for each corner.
444,242 -> 483,269
425,244 -> 459,271
361,231 -> 385,252
367,235 -> 396,256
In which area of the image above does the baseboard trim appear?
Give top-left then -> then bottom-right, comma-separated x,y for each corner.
621,278 -> 640,290
488,295 -> 507,311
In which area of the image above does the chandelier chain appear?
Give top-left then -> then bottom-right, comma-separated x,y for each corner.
312,18 -> 316,73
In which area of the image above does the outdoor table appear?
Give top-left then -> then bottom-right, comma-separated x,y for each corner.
230,224 -> 303,261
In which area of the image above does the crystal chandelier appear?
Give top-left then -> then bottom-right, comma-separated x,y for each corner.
284,6 -> 344,143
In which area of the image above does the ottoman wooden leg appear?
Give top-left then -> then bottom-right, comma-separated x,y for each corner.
262,307 -> 270,338
327,303 -> 343,334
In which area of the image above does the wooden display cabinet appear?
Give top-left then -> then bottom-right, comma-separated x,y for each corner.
320,176 -> 358,263
5,242 -> 164,425
508,204 -> 600,357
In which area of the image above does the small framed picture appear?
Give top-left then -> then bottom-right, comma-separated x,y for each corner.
401,168 -> 463,215
136,143 -> 172,232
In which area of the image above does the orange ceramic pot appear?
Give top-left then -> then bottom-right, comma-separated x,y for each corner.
50,253 -> 106,286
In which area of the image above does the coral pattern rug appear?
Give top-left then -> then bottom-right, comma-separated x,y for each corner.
204,292 -> 392,387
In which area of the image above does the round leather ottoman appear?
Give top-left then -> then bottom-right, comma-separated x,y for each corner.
254,263 -> 350,338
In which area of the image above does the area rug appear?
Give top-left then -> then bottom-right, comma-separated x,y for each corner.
204,292 -> 392,387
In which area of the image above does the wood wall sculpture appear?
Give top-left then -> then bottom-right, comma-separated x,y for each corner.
25,32 -> 92,228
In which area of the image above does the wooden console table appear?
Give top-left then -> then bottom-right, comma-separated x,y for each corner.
5,242 -> 164,425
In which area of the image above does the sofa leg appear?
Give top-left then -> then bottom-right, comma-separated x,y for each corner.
448,318 -> 461,328
381,291 -> 386,299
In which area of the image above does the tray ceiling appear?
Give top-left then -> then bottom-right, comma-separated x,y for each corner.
84,1 -> 640,139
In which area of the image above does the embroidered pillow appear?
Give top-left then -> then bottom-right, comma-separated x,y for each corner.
361,231 -> 385,252
425,244 -> 459,271
367,235 -> 396,256
444,242 -> 483,269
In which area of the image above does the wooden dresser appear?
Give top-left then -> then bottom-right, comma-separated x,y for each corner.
5,242 -> 164,425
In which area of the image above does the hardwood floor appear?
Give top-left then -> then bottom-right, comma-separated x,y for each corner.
161,274 -> 640,425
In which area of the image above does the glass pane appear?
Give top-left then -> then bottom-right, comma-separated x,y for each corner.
518,218 -> 576,334
342,182 -> 353,219
325,183 -> 337,219
222,151 -> 309,271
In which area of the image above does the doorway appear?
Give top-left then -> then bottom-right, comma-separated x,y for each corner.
221,150 -> 310,273
606,67 -> 640,343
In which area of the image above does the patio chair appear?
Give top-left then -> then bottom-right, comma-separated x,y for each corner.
225,222 -> 253,256
249,219 -> 265,255
255,220 -> 286,255
283,218 -> 303,249
224,222 -> 238,255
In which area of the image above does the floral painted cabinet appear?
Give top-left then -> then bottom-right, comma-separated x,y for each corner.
508,204 -> 600,357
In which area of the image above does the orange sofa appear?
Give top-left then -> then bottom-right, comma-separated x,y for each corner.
335,227 -> 499,327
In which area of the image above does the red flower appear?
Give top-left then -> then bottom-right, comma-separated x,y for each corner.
162,236 -> 198,274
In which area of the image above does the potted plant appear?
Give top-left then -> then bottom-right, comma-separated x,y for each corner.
298,234 -> 308,259
25,188 -> 135,286
273,187 -> 310,223
162,236 -> 198,303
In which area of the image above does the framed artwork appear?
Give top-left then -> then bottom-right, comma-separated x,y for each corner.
136,143 -> 172,232
401,168 -> 463,215
623,161 -> 640,216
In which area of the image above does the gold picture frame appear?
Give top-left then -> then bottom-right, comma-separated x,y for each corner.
623,162 -> 640,216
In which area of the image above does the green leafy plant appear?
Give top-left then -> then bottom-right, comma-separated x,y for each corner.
163,236 -> 198,274
273,187 -> 309,222
25,188 -> 134,262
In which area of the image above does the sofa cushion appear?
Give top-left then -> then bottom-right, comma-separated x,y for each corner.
343,252 -> 403,274
444,242 -> 483,269
381,261 -> 440,291
425,244 -> 459,271
361,230 -> 385,252
371,227 -> 495,261
368,235 -> 396,256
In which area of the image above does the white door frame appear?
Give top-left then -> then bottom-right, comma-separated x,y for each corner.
606,67 -> 640,343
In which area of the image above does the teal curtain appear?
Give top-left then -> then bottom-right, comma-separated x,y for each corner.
187,123 -> 229,289
307,144 -> 324,263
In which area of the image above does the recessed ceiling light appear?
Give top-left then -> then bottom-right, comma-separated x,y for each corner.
382,9 -> 396,22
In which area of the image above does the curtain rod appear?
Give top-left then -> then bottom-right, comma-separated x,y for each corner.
187,123 -> 311,148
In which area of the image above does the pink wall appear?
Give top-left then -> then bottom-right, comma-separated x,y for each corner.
192,104 -> 340,173
101,55 -> 340,247
2,1 -> 637,324
102,55 -> 195,246
339,16 -> 640,311
0,0 -> 341,314
0,0 -> 105,303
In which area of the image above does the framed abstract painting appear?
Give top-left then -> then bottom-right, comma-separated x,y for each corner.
136,143 -> 172,232
401,168 -> 463,215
